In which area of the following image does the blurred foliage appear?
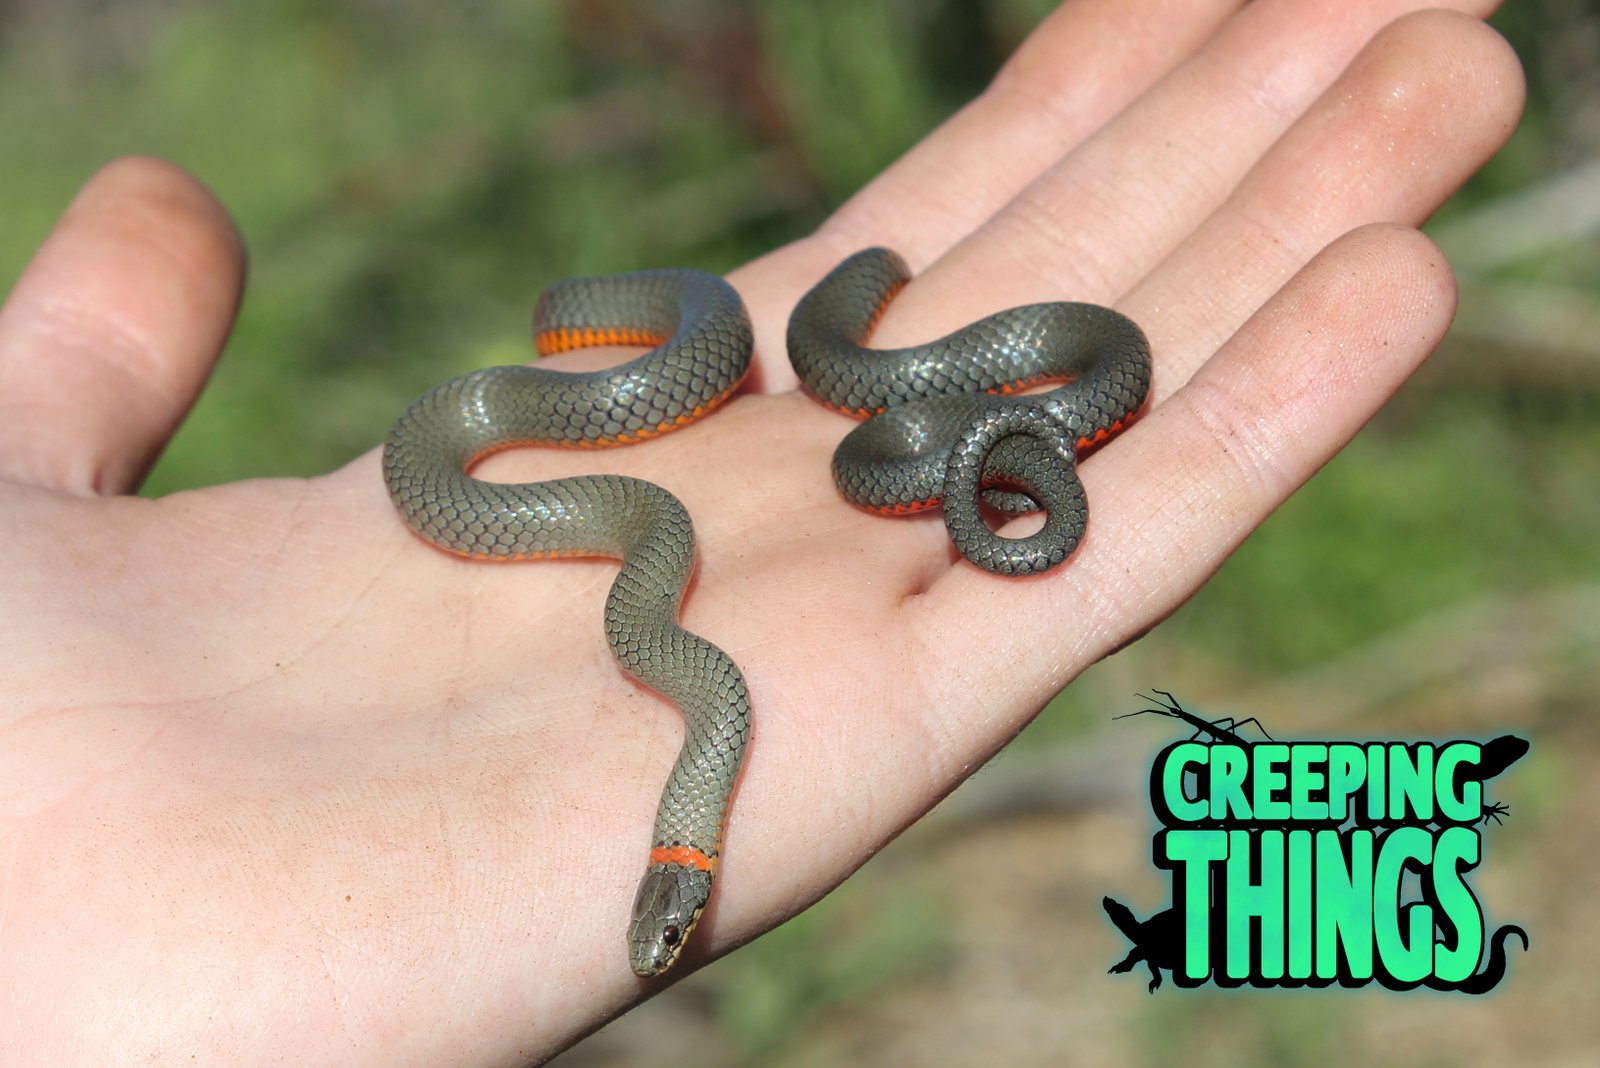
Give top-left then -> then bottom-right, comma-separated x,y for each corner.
0,0 -> 1058,490
0,1 -> 1595,1063
714,866 -> 948,1056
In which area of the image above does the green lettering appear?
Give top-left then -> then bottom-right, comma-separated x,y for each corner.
1430,827 -> 1484,984
1226,830 -> 1284,979
1211,745 -> 1251,820
1326,745 -> 1365,821
1161,742 -> 1211,824
1163,829 -> 1228,979
1316,829 -> 1373,979
1388,745 -> 1434,822
1252,744 -> 1291,821
1374,827 -> 1433,983
1290,744 -> 1329,821
1435,743 -> 1481,823
1285,829 -> 1313,978
1366,744 -> 1386,820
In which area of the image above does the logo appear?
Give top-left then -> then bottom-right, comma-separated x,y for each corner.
1104,692 -> 1529,994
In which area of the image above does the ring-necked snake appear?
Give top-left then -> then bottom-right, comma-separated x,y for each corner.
382,249 -> 1148,976
788,247 -> 1150,574
382,269 -> 753,976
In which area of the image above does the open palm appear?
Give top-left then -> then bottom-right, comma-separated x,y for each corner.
0,1 -> 1519,1063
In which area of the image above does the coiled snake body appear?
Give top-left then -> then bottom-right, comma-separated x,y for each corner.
788,248 -> 1151,574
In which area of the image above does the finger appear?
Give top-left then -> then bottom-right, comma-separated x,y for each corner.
909,225 -> 1458,731
899,9 -> 1518,590
736,0 -> 1499,384
1126,9 -> 1523,396
0,156 -> 245,495
816,0 -> 1241,262
858,3 -> 1511,342
728,0 -> 1238,383
751,9 -> 1520,586
890,0 -> 1498,286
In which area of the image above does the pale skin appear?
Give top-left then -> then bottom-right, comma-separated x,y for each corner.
0,0 -> 1522,1063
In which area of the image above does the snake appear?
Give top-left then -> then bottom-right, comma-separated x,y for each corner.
382,250 -> 1148,977
381,267 -> 753,977
787,247 -> 1152,574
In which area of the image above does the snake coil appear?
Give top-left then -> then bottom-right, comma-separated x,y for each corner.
788,247 -> 1151,574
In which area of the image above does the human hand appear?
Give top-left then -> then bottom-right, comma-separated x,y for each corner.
0,0 -> 1520,1063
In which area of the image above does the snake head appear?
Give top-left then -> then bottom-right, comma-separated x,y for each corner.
628,860 -> 715,977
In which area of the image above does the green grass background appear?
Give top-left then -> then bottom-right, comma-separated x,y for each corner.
1,2 -> 1594,1064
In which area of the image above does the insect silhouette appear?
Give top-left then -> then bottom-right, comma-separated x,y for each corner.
1115,689 -> 1272,745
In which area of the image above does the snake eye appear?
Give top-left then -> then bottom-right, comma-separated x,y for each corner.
661,925 -> 682,947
